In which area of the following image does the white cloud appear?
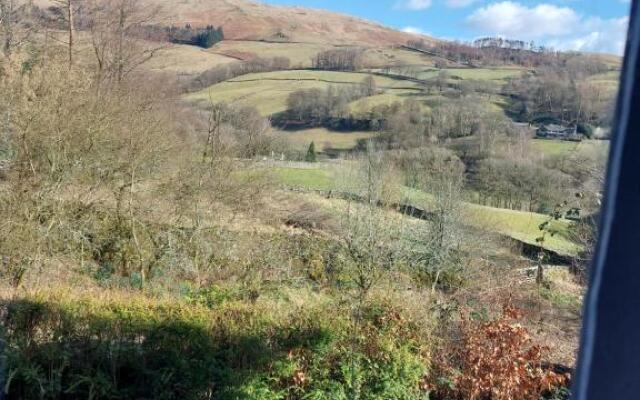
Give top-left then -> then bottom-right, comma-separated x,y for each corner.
467,2 -> 579,38
548,16 -> 629,56
402,26 -> 429,35
466,2 -> 629,55
397,0 -> 475,10
396,0 -> 432,10
445,0 -> 478,8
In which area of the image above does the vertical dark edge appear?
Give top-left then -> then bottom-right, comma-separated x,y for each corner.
572,1 -> 640,399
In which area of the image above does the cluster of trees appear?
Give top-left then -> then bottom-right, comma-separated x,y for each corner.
312,47 -> 365,71
127,24 -> 224,48
407,38 -> 609,69
188,56 -> 291,91
356,91 -> 581,213
472,158 -> 572,212
284,76 -> 377,125
32,1 -> 224,49
506,62 -> 614,128
167,24 -> 224,48
37,0 -> 168,83
0,0 -> 285,290
203,101 -> 281,159
364,96 -> 515,150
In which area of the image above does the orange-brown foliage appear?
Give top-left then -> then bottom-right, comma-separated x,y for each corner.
430,304 -> 569,400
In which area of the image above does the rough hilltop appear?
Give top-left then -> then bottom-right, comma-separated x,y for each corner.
34,0 -> 433,46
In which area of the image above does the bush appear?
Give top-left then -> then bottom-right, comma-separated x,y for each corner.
577,122 -> 595,139
193,25 -> 224,48
305,142 -> 317,163
3,293 -> 430,400
428,304 -> 569,400
189,56 -> 291,91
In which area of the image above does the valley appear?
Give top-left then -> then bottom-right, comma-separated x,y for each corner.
0,0 -> 621,398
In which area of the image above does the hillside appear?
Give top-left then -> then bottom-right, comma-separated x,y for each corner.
0,1 -> 617,398
36,0 -> 432,46
157,0 -> 429,45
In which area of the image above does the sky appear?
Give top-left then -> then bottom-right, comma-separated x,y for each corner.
261,0 -> 632,55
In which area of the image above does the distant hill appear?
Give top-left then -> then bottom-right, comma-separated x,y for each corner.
35,0 -> 433,47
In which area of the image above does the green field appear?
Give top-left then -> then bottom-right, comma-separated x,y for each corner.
212,41 -> 331,67
439,68 -> 525,81
271,166 -> 337,190
210,41 -> 435,69
145,43 -> 238,74
281,128 -> 374,151
588,70 -> 621,85
187,70 -> 422,116
269,164 -> 579,256
403,188 -> 578,256
464,203 -> 578,255
377,66 -> 526,81
532,139 -> 581,157
364,47 -> 437,67
533,139 -> 610,159
348,92 -> 429,114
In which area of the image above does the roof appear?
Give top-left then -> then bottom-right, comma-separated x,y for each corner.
540,124 -> 572,131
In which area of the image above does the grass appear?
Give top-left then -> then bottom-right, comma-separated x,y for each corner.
403,188 -> 578,256
541,268 -> 584,313
364,47 -> 437,67
281,128 -> 374,151
144,43 -> 238,74
271,166 -> 336,190
187,77 -> 326,115
348,92 -> 428,114
4,287 -> 428,400
227,70 -> 419,87
533,139 -> 610,159
532,139 -> 581,157
187,70 -> 422,116
212,41 -> 437,69
267,164 -> 580,256
464,203 -> 578,255
588,70 -> 621,84
212,41 -> 332,67
378,67 -> 525,81
443,68 -> 526,81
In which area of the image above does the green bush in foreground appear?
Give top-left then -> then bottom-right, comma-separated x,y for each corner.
2,293 -> 428,400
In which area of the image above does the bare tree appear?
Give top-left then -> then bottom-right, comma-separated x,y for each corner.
53,0 -> 75,67
0,0 -> 34,58
401,148 -> 466,292
339,144 -> 404,301
83,0 -> 163,83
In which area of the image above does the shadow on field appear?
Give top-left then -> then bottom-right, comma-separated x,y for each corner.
1,298 -> 332,400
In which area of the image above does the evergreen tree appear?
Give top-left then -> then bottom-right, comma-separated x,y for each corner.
305,141 -> 317,163
194,26 -> 224,48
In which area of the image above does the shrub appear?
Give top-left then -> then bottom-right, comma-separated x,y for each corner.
428,304 -> 569,400
577,122 -> 595,139
305,141 -> 317,163
3,292 -> 430,400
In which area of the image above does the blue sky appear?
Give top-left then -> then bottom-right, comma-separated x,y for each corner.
262,0 -> 632,54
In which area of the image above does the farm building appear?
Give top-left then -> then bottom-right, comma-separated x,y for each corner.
536,124 -> 581,141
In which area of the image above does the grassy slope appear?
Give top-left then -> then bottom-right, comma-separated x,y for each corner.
531,140 -> 581,157
212,41 -> 331,67
376,66 -> 526,81
532,139 -> 610,158
144,44 -> 238,74
272,164 -> 579,256
282,128 -> 374,152
187,70 -> 422,116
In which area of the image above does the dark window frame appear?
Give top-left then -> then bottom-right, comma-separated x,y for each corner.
573,1 -> 640,398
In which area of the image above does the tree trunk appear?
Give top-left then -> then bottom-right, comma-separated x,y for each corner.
67,0 -> 74,67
